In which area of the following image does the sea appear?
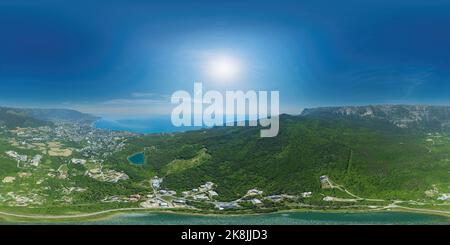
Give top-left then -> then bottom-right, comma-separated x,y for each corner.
94,116 -> 203,134
1,211 -> 448,225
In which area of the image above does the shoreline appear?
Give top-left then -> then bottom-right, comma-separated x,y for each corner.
0,206 -> 449,223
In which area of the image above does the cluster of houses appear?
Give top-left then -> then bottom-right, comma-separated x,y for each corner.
0,192 -> 43,207
102,194 -> 145,203
151,176 -> 163,189
85,167 -> 129,183
6,122 -> 130,168
5,150 -> 42,167
71,158 -> 87,165
139,196 -> 184,209
437,194 -> 450,201
97,175 -> 317,211
214,188 -> 312,210
138,176 -> 188,208
2,176 -> 16,183
320,175 -> 332,189
6,150 -> 27,162
181,181 -> 218,201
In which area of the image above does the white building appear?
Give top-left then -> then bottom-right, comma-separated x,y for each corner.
251,198 -> 263,205
302,192 -> 312,198
71,158 -> 86,165
31,155 -> 42,167
246,188 -> 263,196
5,151 -> 27,162
159,202 -> 169,208
193,194 -> 209,201
437,194 -> 450,201
208,190 -> 219,197
2,176 -> 16,183
151,176 -> 163,189
204,182 -> 214,189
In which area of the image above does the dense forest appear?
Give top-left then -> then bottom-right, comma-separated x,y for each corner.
109,112 -> 450,202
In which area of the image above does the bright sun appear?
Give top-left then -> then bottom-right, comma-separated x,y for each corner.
207,55 -> 241,81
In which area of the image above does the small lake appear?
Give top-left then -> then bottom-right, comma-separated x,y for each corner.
128,152 -> 145,165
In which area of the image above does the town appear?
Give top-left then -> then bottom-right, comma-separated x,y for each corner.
0,122 -> 313,210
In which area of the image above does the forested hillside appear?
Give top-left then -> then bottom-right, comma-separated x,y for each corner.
116,110 -> 449,202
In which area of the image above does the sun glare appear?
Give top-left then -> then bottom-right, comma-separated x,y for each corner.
207,55 -> 241,82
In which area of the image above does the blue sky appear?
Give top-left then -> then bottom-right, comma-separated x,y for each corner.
1,0 -> 450,117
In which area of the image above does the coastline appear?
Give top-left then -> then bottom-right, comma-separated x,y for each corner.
0,206 -> 449,224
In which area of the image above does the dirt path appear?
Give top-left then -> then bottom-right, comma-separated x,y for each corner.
327,178 -> 385,202
383,204 -> 450,216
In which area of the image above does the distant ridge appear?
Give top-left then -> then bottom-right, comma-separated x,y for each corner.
21,108 -> 100,124
0,107 -> 52,128
301,104 -> 450,129
0,106 -> 99,128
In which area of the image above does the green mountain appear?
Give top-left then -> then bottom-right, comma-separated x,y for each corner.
302,105 -> 450,130
0,107 -> 52,128
1,105 -> 448,215
0,107 -> 99,128
22,108 -> 100,124
114,105 -> 450,202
